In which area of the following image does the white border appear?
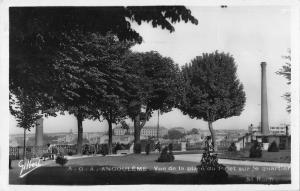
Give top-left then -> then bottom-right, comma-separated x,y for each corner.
0,1 -> 299,191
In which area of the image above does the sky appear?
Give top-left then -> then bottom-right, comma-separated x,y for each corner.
9,6 -> 291,134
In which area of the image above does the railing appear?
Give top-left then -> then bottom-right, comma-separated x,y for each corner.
186,142 -> 204,151
9,144 -> 77,160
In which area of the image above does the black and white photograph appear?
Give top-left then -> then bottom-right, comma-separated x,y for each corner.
1,1 -> 299,190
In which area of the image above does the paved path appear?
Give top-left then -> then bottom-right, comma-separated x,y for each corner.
175,154 -> 290,168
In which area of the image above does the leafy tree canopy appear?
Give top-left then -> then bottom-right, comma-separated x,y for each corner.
276,49 -> 291,113
167,129 -> 185,140
53,32 -> 132,118
10,6 -> 198,45
9,6 -> 198,114
179,51 -> 246,151
180,51 -> 246,122
9,90 -> 41,131
123,51 -> 184,119
187,128 -> 199,135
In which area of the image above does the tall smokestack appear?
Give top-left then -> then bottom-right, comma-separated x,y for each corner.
35,117 -> 44,146
261,62 -> 270,135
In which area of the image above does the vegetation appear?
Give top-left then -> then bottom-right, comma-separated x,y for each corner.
268,141 -> 279,152
249,141 -> 262,158
156,145 -> 175,162
10,7 -> 198,155
187,128 -> 199,135
145,142 -> 151,155
197,137 -> 228,183
167,129 -> 185,140
123,51 -> 183,153
55,154 -> 68,166
179,51 -> 246,151
276,49 -> 291,113
228,142 -> 237,152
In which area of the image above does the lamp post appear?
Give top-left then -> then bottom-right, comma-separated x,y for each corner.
23,128 -> 26,163
157,110 -> 160,141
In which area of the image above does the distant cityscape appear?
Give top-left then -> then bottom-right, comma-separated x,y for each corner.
9,123 -> 289,148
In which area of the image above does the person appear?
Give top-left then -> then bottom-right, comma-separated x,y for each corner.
9,155 -> 12,169
95,143 -> 100,155
42,143 -> 52,161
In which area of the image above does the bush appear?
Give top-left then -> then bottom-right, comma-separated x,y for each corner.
55,154 -> 68,166
82,144 -> 90,155
134,143 -> 141,154
196,151 -> 228,183
113,143 -> 122,154
100,144 -> 109,156
67,151 -> 73,156
228,142 -> 237,152
156,146 -> 174,162
249,141 -> 262,158
168,143 -> 173,152
145,142 -> 150,155
268,141 -> 279,152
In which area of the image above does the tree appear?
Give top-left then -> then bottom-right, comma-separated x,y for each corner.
123,51 -> 184,153
88,34 -> 133,154
10,7 -> 198,102
179,51 -> 246,151
188,128 -> 199,135
9,90 -> 41,161
276,49 -> 291,113
167,130 -> 185,140
53,32 -> 132,154
10,6 -> 198,154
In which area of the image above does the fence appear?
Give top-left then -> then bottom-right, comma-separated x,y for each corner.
9,144 -> 77,160
186,142 -> 204,151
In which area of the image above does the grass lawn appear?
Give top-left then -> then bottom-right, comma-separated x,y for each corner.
10,153 -> 290,185
218,150 -> 291,163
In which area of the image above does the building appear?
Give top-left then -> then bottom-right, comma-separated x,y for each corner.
249,124 -> 289,136
98,135 -> 134,144
269,124 -> 289,135
141,126 -> 168,137
113,126 -> 168,138
113,126 -> 134,136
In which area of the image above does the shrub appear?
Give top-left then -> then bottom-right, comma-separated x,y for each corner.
113,143 -> 122,154
156,146 -> 174,162
196,151 -> 228,183
145,142 -> 150,155
168,143 -> 173,152
228,142 -> 237,152
268,141 -> 279,152
249,141 -> 262,158
55,154 -> 68,166
196,136 -> 228,183
82,144 -> 90,155
134,143 -> 141,154
100,144 -> 109,156
67,151 -> 73,156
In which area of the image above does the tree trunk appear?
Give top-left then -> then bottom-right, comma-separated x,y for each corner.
107,120 -> 113,155
76,115 -> 83,155
208,121 -> 217,152
134,114 -> 141,153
